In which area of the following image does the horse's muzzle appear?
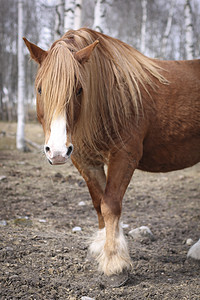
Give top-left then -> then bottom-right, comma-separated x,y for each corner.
46,144 -> 73,165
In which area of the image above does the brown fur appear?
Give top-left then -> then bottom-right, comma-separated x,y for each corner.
24,28 -> 200,277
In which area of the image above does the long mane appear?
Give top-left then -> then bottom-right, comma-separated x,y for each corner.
36,28 -> 167,155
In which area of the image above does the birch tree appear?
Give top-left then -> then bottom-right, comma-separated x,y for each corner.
64,0 -> 75,32
16,0 -> 26,151
140,0 -> 147,53
54,0 -> 65,39
184,0 -> 195,59
74,0 -> 82,29
161,0 -> 175,58
93,0 -> 112,34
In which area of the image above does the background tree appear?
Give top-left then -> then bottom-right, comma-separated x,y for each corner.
64,0 -> 75,32
16,0 -> 25,151
184,0 -> 195,59
0,0 -> 18,121
93,0 -> 113,34
161,0 -> 175,58
74,0 -> 83,29
140,0 -> 147,53
54,0 -> 65,39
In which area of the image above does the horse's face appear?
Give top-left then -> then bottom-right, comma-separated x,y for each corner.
23,37 -> 98,165
37,94 -> 73,166
35,67 -> 74,166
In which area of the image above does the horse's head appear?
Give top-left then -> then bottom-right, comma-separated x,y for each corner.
23,37 -> 98,165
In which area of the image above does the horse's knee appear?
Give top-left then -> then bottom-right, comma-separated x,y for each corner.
101,196 -> 121,220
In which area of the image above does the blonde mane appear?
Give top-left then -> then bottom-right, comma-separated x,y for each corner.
36,28 -> 167,154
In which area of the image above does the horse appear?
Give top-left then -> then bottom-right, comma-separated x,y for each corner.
23,28 -> 200,286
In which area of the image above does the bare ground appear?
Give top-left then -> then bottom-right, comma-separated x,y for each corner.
0,122 -> 200,300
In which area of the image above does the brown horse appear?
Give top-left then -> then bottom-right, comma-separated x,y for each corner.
24,28 -> 200,284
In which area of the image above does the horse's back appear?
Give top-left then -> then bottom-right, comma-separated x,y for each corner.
138,59 -> 200,173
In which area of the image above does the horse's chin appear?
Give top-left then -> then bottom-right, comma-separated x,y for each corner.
47,157 -> 68,165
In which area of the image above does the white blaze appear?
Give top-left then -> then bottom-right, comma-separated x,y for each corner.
46,115 -> 67,158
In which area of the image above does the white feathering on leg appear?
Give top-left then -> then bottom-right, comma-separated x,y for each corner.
89,227 -> 106,257
89,224 -> 131,276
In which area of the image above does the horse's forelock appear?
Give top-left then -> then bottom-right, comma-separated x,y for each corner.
35,40 -> 80,132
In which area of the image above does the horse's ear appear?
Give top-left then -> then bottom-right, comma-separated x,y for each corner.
74,40 -> 99,64
23,37 -> 48,64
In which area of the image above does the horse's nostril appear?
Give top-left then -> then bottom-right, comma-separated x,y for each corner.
45,146 -> 50,153
67,145 -> 73,157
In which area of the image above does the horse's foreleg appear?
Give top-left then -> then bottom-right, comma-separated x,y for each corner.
72,158 -> 108,258
72,158 -> 106,229
97,151 -> 139,276
85,165 -> 106,229
82,165 -> 107,257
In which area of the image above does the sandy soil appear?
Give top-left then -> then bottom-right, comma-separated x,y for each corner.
0,122 -> 200,300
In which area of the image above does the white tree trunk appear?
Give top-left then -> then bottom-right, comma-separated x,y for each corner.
17,0 -> 25,151
140,0 -> 147,54
93,0 -> 112,34
74,0 -> 82,30
64,0 -> 75,32
161,0 -> 175,58
184,0 -> 194,60
54,0 -> 65,39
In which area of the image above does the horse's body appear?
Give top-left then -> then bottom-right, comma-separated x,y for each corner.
24,28 -> 200,284
138,59 -> 200,172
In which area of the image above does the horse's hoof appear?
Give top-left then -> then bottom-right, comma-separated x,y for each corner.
100,269 -> 129,288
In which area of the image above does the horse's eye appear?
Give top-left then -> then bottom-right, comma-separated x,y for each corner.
38,87 -> 42,95
77,87 -> 82,96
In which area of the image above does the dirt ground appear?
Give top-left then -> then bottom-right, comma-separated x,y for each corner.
0,122 -> 200,300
